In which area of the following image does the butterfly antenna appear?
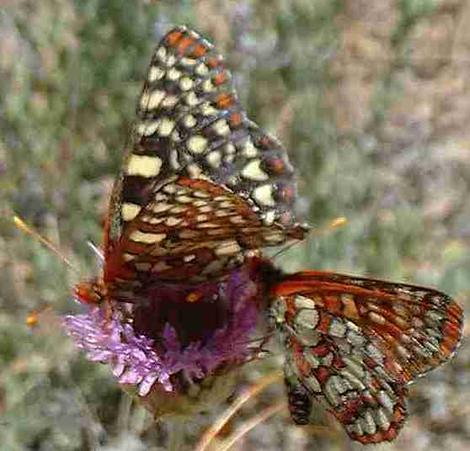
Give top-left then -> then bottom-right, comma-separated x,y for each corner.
194,371 -> 283,451
13,215 -> 79,274
87,241 -> 104,261
272,216 -> 348,261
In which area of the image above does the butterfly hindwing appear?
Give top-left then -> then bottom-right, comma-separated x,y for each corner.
270,271 -> 463,444
104,176 -> 305,291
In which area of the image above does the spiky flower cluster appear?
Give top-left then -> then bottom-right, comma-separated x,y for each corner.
63,268 -> 262,398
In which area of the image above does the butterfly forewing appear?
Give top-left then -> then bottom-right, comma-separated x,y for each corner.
270,271 -> 463,444
112,26 -> 301,240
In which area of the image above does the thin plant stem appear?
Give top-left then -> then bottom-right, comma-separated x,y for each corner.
217,401 -> 287,451
195,371 -> 282,451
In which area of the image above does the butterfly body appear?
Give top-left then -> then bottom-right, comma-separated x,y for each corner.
70,26 -> 463,443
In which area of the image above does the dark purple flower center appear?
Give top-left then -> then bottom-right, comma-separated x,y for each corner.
132,283 -> 228,346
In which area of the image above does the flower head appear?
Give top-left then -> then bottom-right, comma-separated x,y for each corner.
64,266 -> 263,412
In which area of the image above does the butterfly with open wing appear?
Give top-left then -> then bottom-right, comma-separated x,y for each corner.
69,26 -> 463,444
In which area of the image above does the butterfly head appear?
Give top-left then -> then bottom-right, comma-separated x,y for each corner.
74,278 -> 105,305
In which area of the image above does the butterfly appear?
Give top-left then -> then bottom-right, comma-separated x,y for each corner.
74,26 -> 463,444
262,265 -> 462,443
75,26 -> 307,304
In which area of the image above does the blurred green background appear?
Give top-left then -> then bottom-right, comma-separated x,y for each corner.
1,0 -> 469,450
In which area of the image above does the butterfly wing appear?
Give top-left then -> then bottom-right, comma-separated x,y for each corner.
102,26 -> 306,291
106,26 -> 302,249
105,176 -> 304,288
270,271 -> 463,444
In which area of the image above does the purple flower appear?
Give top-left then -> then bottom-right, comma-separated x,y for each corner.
63,267 -> 262,402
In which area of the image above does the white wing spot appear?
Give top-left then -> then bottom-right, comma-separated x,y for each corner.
146,90 -> 165,110
323,378 -> 340,405
185,92 -> 199,106
180,57 -> 197,66
158,118 -> 175,137
329,318 -> 347,338
165,217 -> 182,227
187,164 -> 203,177
252,184 -> 276,207
263,232 -> 284,244
183,115 -> 197,128
242,140 -> 258,157
294,295 -> 316,310
206,151 -> 222,168
152,203 -> 172,213
130,230 -> 166,244
162,183 -> 177,194
152,261 -> 172,272
366,343 -> 384,364
241,159 -> 268,181
368,311 -> 386,325
176,195 -> 193,203
264,210 -> 276,225
201,103 -> 218,116
126,155 -> 162,177
167,68 -> 181,81
195,63 -> 209,76
139,91 -> 150,108
148,66 -> 164,82
137,120 -> 159,136
162,95 -> 178,108
135,262 -> 151,271
171,130 -> 181,143
202,79 -> 214,92
375,408 -> 391,431
156,46 -> 167,62
212,119 -> 230,136
305,374 -> 322,393
361,410 -> 377,435
377,391 -> 395,414
194,190 -> 211,198
188,136 -> 208,154
121,203 -> 141,221
294,308 -> 319,330
179,77 -> 194,91
144,217 -> 165,224
215,240 -> 241,256
303,350 -> 321,369
170,150 -> 180,170
229,215 -> 245,225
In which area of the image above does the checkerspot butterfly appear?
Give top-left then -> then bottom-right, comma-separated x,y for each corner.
261,264 -> 462,443
74,26 -> 463,444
